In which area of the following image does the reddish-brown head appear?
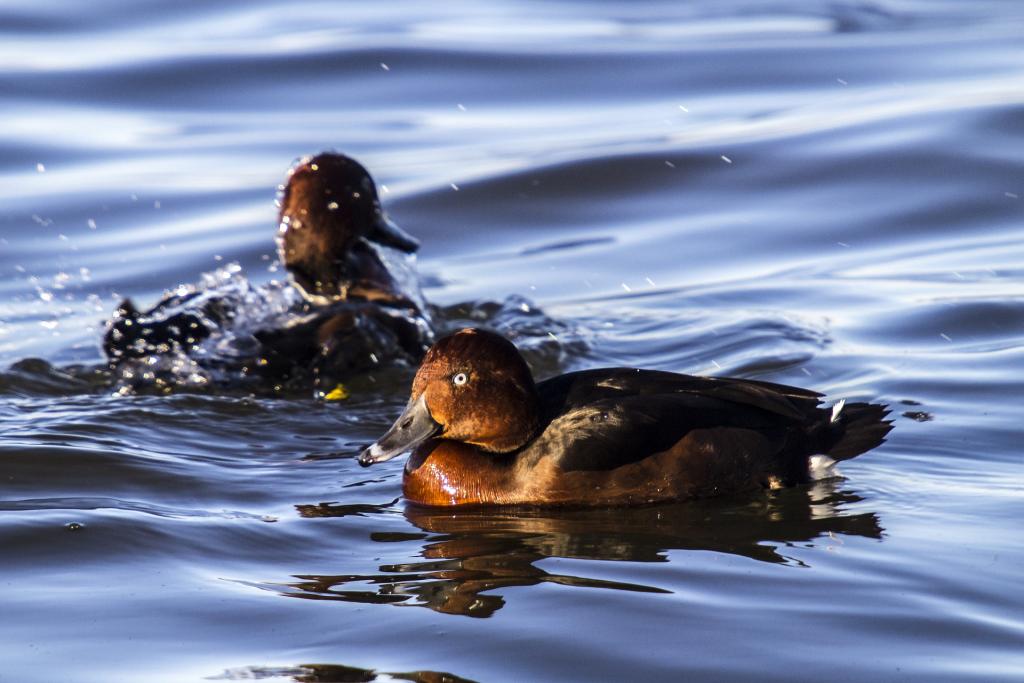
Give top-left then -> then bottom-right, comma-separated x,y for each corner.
277,152 -> 418,303
359,329 -> 540,465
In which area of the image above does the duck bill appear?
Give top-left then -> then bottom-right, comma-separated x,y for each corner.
358,393 -> 440,466
368,214 -> 420,253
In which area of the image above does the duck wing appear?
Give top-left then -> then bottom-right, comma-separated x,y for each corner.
538,368 -> 822,421
531,369 -> 888,476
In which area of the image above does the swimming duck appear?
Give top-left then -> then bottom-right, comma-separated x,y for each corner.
359,328 -> 891,507
257,152 -> 432,393
103,152 -> 432,394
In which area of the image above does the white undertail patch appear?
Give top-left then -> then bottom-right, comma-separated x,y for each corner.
809,454 -> 839,480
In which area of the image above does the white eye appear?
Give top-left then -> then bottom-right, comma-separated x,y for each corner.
452,372 -> 468,386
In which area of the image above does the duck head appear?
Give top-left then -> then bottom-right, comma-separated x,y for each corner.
277,152 -> 419,304
359,328 -> 540,466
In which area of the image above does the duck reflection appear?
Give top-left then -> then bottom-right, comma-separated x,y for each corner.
214,663 -> 477,683
282,481 -> 881,618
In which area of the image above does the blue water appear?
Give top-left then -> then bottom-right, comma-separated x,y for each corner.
1,2 -> 1023,681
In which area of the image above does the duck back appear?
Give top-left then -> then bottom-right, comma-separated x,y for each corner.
508,369 -> 891,505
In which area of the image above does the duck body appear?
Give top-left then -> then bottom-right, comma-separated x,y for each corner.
361,329 -> 891,508
403,369 -> 889,507
104,281 -> 430,395
251,298 -> 431,394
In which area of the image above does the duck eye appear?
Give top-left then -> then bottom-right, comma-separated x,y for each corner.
452,372 -> 468,386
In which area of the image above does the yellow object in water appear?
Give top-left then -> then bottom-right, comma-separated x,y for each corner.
324,384 -> 350,401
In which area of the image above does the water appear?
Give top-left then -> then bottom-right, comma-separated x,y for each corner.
2,1 -> 1023,681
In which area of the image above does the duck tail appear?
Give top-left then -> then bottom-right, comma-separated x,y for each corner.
826,401 -> 893,461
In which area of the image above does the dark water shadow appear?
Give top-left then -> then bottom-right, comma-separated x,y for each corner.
264,481 -> 882,618
211,662 -> 477,682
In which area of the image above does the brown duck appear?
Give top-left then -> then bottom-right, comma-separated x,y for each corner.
359,328 -> 891,507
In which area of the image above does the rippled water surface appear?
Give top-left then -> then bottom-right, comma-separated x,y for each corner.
2,2 -> 1023,681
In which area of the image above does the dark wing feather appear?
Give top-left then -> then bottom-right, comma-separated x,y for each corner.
538,368 -> 823,421
531,369 -> 816,472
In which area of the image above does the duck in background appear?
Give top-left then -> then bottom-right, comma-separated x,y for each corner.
104,152 -> 434,397
359,328 -> 892,507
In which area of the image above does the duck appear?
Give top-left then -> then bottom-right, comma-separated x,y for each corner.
254,152 -> 433,393
103,152 -> 433,394
358,328 -> 892,507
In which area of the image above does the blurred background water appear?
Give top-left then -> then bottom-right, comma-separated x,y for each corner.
1,1 -> 1023,681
